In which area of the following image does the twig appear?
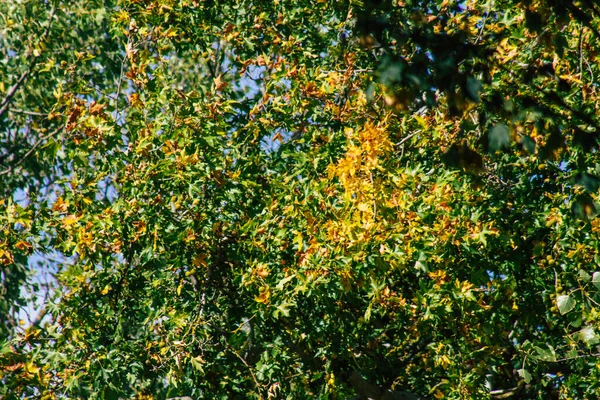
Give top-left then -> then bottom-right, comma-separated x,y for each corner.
0,70 -> 33,118
321,68 -> 374,74
397,130 -> 419,147
554,352 -> 600,362
224,338 -> 261,392
87,82 -> 118,101
396,129 -> 421,161
475,12 -> 488,44
490,386 -> 521,399
579,23 -> 584,82
114,36 -> 131,117
8,109 -> 48,117
0,7 -> 56,118
0,125 -> 63,176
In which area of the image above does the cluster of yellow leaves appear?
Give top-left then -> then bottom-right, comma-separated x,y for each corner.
328,121 -> 391,201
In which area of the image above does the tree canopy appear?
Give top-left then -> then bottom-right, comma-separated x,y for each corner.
2,0 -> 600,398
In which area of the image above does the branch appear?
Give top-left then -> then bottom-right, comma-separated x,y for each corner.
0,7 -> 56,119
8,109 -> 48,117
0,70 -> 32,118
396,130 -> 420,147
0,125 -> 63,176
224,338 -> 261,393
349,371 -> 423,400
490,386 -> 521,399
114,36 -> 132,117
554,352 -> 600,363
29,306 -> 47,328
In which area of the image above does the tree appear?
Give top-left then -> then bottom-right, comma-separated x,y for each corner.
2,0 -> 600,398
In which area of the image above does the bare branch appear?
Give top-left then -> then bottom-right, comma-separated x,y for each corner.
114,36 -> 132,117
0,70 -> 32,118
0,125 -> 63,176
9,109 -> 48,117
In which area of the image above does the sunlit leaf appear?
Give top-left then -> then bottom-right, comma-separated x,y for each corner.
556,294 -> 576,315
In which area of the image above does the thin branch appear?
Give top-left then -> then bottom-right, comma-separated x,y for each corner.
114,36 -> 131,117
87,82 -> 118,101
0,125 -> 63,176
224,338 -> 261,392
490,386 -> 521,399
554,352 -> 600,363
475,12 -> 488,44
9,109 -> 48,117
0,7 -> 56,119
397,130 -> 420,147
579,23 -> 584,82
0,70 -> 33,118
321,68 -> 374,74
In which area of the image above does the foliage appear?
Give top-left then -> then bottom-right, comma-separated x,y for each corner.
2,0 -> 600,399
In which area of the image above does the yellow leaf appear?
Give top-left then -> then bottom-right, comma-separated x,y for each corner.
101,284 -> 111,295
415,114 -> 428,129
192,253 -> 207,268
356,202 -> 370,212
295,231 -> 303,252
190,355 -> 206,372
113,10 -> 129,23
460,280 -> 474,294
62,214 -> 79,226
53,197 -> 68,213
25,362 -> 40,375
255,286 -> 271,304
435,355 -> 452,369
433,389 -> 444,399
163,27 -> 178,37
15,240 -> 32,251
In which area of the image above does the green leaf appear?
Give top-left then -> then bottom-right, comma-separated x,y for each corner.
578,270 -> 591,282
191,356 -> 205,373
556,294 -> 576,315
466,76 -> 482,103
534,345 -> 556,362
489,124 -> 510,152
592,272 -> 600,289
577,326 -> 600,346
273,301 -> 294,319
275,275 -> 295,291
518,368 -> 532,384
575,173 -> 600,193
521,135 -> 536,153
